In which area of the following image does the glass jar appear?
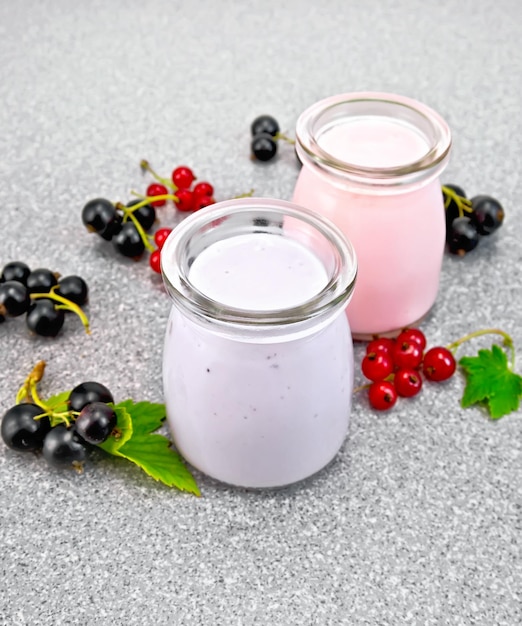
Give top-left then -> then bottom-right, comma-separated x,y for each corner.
292,92 -> 451,338
161,198 -> 357,488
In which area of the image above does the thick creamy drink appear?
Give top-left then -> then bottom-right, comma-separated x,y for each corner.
293,92 -> 451,337
161,199 -> 357,488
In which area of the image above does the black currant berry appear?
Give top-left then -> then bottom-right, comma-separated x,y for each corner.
42,425 -> 88,468
82,198 -> 122,241
0,281 -> 31,317
112,222 -> 146,258
126,200 -> 156,232
251,133 -> 278,162
1,261 -> 31,285
447,216 -> 480,255
26,299 -> 65,337
1,403 -> 51,451
251,115 -> 280,138
68,381 -> 114,413
470,195 -> 505,236
56,275 -> 89,306
74,402 -> 117,444
443,184 -> 470,229
26,268 -> 58,294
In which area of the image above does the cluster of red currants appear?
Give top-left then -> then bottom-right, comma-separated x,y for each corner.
361,328 -> 457,410
142,162 -> 215,213
140,162 -> 215,274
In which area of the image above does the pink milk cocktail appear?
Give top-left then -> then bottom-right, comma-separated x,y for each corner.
161,198 -> 357,488
292,92 -> 452,338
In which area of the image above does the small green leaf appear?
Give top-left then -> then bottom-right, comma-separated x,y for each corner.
97,399 -> 199,494
45,390 -> 70,415
459,344 -> 522,419
116,399 -> 166,436
98,404 -> 133,454
116,434 -> 200,495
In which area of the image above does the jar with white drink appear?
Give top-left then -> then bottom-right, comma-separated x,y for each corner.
161,198 -> 357,488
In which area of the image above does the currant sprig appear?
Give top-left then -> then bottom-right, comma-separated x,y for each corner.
31,286 -> 90,334
1,268 -> 90,338
250,114 -> 296,162
2,361 -> 200,492
356,326 -> 521,420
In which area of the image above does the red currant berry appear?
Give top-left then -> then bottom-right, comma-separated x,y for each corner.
361,352 -> 394,382
366,337 -> 395,357
193,195 -> 215,211
193,181 -> 214,198
396,328 -> 427,351
392,340 -> 423,369
154,228 -> 172,249
368,381 -> 397,411
422,346 -> 456,381
146,183 -> 168,207
174,189 -> 194,212
394,369 -> 423,397
149,249 -> 161,274
172,166 -> 195,190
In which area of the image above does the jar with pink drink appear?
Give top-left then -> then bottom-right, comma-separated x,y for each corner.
292,92 -> 452,338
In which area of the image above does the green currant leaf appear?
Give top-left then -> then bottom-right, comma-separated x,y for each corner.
459,344 -> 522,419
115,399 -> 166,436
98,399 -> 198,494
115,434 -> 200,496
45,390 -> 70,415
98,404 -> 133,453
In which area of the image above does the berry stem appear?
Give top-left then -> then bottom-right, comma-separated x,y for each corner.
442,185 -> 473,218
29,378 -> 74,427
353,373 -> 395,395
15,360 -> 76,427
15,360 -> 46,404
140,160 -> 178,191
129,191 -> 179,204
233,189 -> 255,199
116,202 -> 157,253
274,132 -> 295,145
352,382 -> 371,394
446,328 -> 515,369
31,287 -> 91,335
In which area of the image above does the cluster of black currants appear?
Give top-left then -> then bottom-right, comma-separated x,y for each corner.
82,197 -> 157,259
443,185 -> 505,256
1,381 -> 116,470
250,115 -> 297,163
0,261 -> 89,337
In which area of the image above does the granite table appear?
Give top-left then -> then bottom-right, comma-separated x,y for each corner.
0,0 -> 520,624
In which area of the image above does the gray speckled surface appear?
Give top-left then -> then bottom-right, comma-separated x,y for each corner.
0,0 -> 521,624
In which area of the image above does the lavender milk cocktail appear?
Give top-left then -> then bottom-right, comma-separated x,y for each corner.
161,199 -> 357,488
293,92 -> 452,337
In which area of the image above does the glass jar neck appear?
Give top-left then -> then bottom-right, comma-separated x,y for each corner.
160,198 -> 357,339
295,92 -> 451,189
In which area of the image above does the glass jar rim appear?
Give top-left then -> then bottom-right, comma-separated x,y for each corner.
295,91 -> 451,185
160,198 -> 358,329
